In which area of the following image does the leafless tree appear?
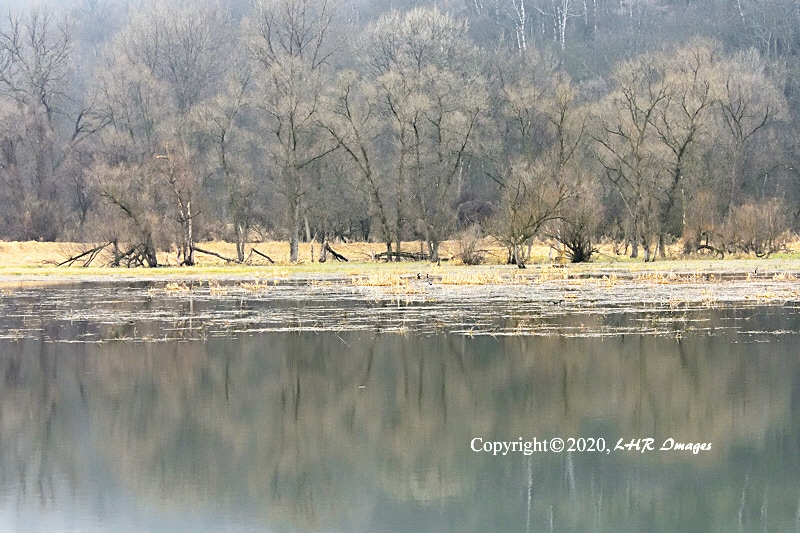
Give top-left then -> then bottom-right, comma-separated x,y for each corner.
650,40 -> 717,257
115,0 -> 232,115
361,7 -> 487,262
591,52 -> 671,261
248,0 -> 340,263
322,70 -> 395,255
714,48 -> 787,220
487,53 -> 583,266
194,72 -> 256,262
85,0 -> 234,263
0,8 -> 76,239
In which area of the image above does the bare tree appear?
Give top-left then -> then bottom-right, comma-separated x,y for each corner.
85,0 -> 234,263
487,53 -> 583,266
361,7 -> 487,262
154,143 -> 198,265
532,0 -> 584,50
116,0 -> 231,115
322,70 -> 395,256
248,0 -> 340,263
714,48 -> 786,220
591,52 -> 670,261
194,72 -> 256,262
90,161 -> 163,267
650,40 -> 717,257
0,8 -> 76,239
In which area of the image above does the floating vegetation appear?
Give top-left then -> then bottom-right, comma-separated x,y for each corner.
163,281 -> 190,292
1,269 -> 799,343
438,272 -> 519,285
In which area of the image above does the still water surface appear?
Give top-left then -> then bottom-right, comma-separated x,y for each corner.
1,281 -> 799,532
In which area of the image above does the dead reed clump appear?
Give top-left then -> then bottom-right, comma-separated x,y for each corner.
351,272 -> 408,287
350,272 -> 430,295
163,282 -> 190,292
535,266 -> 570,283
208,281 -> 228,294
700,287 -> 717,308
438,272 -> 515,285
603,274 -> 619,288
239,280 -> 273,292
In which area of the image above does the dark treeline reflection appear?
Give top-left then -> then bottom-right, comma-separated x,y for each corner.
2,326 -> 800,532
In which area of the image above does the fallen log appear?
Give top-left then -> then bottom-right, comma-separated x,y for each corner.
696,244 -> 724,259
374,251 -> 429,262
58,242 -> 111,267
251,247 -> 275,264
193,246 -> 238,263
325,243 -> 348,262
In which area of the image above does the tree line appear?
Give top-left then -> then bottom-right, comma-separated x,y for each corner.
1,0 -> 798,265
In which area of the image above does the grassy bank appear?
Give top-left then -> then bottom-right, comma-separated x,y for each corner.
2,239 -> 800,283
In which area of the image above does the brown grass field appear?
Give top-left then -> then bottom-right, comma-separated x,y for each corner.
1,238 -> 800,280
0,239 -> 537,268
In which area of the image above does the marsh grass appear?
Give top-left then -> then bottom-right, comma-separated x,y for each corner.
349,272 -> 427,295
4,239 -> 800,300
438,272 -> 520,285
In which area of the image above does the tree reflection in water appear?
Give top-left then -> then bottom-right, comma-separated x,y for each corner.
1,299 -> 800,531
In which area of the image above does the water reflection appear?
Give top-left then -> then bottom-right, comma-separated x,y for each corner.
1,300 -> 800,532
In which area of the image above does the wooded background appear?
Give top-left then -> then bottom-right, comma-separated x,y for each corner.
1,0 -> 798,264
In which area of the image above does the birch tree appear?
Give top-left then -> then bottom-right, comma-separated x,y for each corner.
532,0 -> 584,50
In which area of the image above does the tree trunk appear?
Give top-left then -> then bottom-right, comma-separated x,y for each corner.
630,238 -> 639,259
428,239 -> 440,263
513,243 -> 526,268
394,233 -> 402,262
144,233 -> 158,267
184,200 -> 195,266
290,199 -> 301,263
658,233 -> 666,259
642,243 -> 650,262
112,239 -> 122,267
235,223 -> 246,263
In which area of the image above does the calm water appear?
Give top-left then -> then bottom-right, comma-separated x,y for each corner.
1,281 -> 800,532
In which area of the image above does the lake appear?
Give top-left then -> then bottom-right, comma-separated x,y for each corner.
1,277 -> 799,532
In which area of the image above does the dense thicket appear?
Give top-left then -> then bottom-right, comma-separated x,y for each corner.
1,0 -> 798,263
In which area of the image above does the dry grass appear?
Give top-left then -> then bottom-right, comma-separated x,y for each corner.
0,237 -> 766,268
349,272 -> 428,295
438,271 -> 524,285
3,238 -> 800,285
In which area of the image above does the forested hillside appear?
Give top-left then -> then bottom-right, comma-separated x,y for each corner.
1,0 -> 798,264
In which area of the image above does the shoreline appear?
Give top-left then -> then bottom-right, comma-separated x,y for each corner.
2,256 -> 800,285
2,239 -> 800,287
